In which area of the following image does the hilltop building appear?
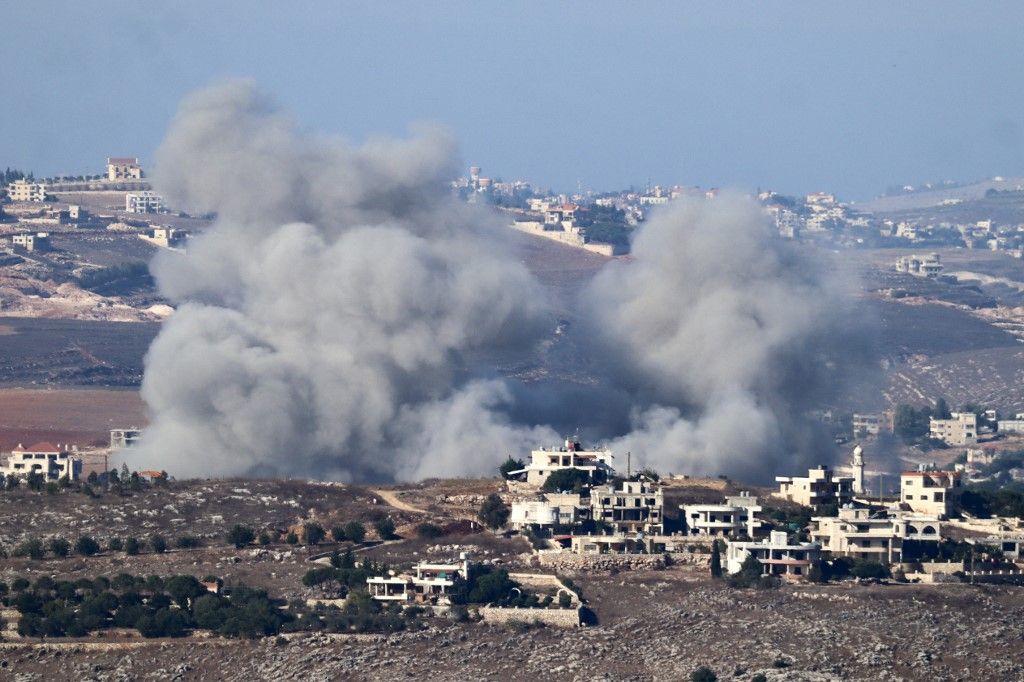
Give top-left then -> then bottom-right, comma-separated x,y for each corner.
900,468 -> 961,518
774,465 -> 854,509
107,157 -> 143,181
509,492 -> 589,530
591,480 -> 664,535
2,442 -> 82,481
929,412 -> 977,446
681,491 -> 763,538
726,531 -> 821,579
110,428 -> 142,449
506,440 -> 615,488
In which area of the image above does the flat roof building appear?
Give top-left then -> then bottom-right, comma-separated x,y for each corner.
900,468 -> 961,518
591,480 -> 664,535
930,412 -> 977,446
6,179 -> 48,202
774,465 -> 854,509
125,191 -> 164,214
11,232 -> 50,252
810,507 -> 942,564
3,442 -> 82,482
507,439 -> 615,488
107,157 -> 143,181
726,531 -> 822,579
682,491 -> 763,538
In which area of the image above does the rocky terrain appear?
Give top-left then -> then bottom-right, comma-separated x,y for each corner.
0,479 -> 1020,680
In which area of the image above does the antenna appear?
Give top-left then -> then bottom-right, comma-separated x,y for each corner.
627,451 -> 632,479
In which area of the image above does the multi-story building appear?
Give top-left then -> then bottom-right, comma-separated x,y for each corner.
900,468 -> 961,517
726,531 -> 821,579
507,440 -> 615,488
810,507 -> 942,564
929,412 -> 977,446
774,465 -> 854,509
681,491 -> 763,538
125,191 -> 164,214
895,253 -> 943,278
366,553 -> 471,606
11,232 -> 50,252
591,480 -> 663,535
107,157 -> 143,181
509,492 -> 590,530
852,413 -> 881,436
3,442 -> 82,481
6,179 -> 48,202
110,428 -> 142,449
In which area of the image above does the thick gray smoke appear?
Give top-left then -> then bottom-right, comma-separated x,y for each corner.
133,82 -> 869,483
131,81 -> 557,481
580,195 -> 867,481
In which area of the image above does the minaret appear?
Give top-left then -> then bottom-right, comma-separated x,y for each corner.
852,444 -> 865,495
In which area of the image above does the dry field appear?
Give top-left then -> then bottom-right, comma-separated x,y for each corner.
0,387 -> 146,451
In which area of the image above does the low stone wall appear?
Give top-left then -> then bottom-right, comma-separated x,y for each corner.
534,552 -> 666,572
478,606 -> 581,628
508,572 -> 580,605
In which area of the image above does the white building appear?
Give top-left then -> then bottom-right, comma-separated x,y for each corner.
810,507 -> 941,564
852,413 -> 881,437
509,492 -> 590,530
591,480 -> 664,534
774,465 -> 854,509
107,157 -> 143,181
366,553 -> 470,606
11,232 -> 50,252
929,412 -> 977,446
900,468 -> 962,518
507,440 -> 615,488
125,191 -> 164,214
6,179 -> 48,202
997,419 -> 1024,434
3,442 -> 82,481
682,491 -> 762,538
726,531 -> 822,579
851,445 -> 866,495
895,253 -> 943,278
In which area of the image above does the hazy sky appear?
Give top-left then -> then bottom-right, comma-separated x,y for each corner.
2,2 -> 1023,200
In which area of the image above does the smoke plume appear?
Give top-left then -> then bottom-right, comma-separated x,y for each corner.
580,195 -> 868,481
132,81 -> 556,481
133,82 -> 871,483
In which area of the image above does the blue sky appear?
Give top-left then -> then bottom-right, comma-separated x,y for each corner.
2,2 -> 1023,200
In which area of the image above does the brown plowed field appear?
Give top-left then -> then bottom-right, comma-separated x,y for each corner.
0,387 -> 146,450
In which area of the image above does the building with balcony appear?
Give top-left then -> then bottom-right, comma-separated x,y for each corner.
895,253 -> 943,278
366,553 -> 470,606
773,465 -> 854,509
2,442 -> 82,481
681,491 -> 763,538
110,428 -> 142,449
506,439 -> 615,488
125,191 -> 164,214
726,531 -> 821,579
591,480 -> 664,535
900,468 -> 961,517
810,507 -> 941,563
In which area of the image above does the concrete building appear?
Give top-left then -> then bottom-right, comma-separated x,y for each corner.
110,428 -> 142,449
852,413 -> 881,436
810,507 -> 941,563
681,491 -> 763,538
3,442 -> 82,481
366,553 -> 470,606
139,226 -> 184,248
726,531 -> 822,579
10,232 -> 50,252
929,412 -> 977,446
509,492 -> 590,530
774,465 -> 854,509
507,440 -> 615,488
895,253 -> 943,278
125,191 -> 164,214
6,179 -> 48,202
997,418 -> 1024,434
591,480 -> 664,535
900,468 -> 962,517
107,157 -> 143,181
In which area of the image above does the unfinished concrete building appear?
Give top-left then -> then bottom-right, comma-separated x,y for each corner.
591,480 -> 664,535
774,465 -> 854,509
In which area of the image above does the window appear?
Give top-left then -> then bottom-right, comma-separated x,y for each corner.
920,495 -> 927,500
905,494 -> 912,500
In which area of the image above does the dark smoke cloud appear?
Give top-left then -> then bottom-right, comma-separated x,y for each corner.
132,81 -> 557,481
132,82 -> 873,483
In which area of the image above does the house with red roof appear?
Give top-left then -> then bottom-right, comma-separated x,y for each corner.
3,442 -> 82,481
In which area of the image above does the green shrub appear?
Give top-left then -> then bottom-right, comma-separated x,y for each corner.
75,536 -> 100,557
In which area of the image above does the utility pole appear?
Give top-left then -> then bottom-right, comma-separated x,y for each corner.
627,451 -> 632,479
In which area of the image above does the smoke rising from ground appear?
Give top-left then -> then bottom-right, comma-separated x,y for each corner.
134,82 -> 870,482
580,196 -> 867,481
133,81 -> 557,481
